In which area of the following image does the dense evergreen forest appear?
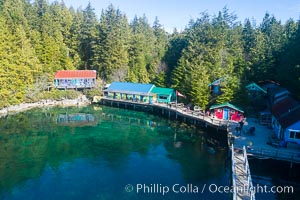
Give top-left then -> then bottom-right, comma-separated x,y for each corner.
0,0 -> 300,109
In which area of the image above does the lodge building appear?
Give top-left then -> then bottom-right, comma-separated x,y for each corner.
54,70 -> 97,89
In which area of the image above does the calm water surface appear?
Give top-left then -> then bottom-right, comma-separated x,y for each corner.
0,106 -> 230,200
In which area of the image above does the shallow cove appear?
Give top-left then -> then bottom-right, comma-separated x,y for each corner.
0,105 -> 230,200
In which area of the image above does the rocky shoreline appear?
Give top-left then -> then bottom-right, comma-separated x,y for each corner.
0,95 -> 91,118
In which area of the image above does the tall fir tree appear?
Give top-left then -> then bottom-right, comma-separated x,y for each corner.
93,4 -> 130,82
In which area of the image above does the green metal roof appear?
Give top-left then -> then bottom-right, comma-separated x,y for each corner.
210,102 -> 244,113
246,82 -> 267,93
151,87 -> 174,95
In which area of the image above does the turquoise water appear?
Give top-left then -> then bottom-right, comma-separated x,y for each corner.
0,106 -> 230,200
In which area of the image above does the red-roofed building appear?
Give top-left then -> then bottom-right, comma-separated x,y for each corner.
54,70 -> 97,89
271,96 -> 300,146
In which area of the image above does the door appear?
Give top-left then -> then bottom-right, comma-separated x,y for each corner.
223,108 -> 229,120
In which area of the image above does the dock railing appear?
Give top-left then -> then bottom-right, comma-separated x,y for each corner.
231,144 -> 238,200
243,146 -> 255,200
231,144 -> 255,200
247,147 -> 300,163
100,97 -> 237,130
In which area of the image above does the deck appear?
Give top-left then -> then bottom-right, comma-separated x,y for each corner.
231,145 -> 255,200
100,97 -> 237,130
228,118 -> 300,164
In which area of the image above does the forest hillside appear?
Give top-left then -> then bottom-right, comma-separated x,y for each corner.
0,0 -> 299,109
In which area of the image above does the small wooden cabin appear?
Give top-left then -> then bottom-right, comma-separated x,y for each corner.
210,102 -> 244,122
151,87 -> 175,103
54,70 -> 97,89
208,78 -> 223,95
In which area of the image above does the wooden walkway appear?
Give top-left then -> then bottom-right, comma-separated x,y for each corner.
100,97 -> 237,130
227,119 -> 300,164
231,145 -> 255,200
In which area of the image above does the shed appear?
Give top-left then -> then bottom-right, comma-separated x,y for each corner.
208,78 -> 224,95
151,87 -> 175,103
105,82 -> 155,103
54,70 -> 96,89
210,102 -> 244,122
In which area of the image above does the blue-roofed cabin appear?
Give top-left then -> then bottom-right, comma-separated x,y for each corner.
208,78 -> 223,95
104,82 -> 155,103
151,87 -> 175,103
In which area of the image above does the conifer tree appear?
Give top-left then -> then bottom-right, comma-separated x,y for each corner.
93,4 -> 130,82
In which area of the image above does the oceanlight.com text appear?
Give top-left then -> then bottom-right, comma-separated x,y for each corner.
124,183 -> 294,195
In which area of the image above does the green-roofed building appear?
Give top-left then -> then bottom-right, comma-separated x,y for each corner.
246,82 -> 267,99
151,87 -> 176,103
209,102 -> 244,122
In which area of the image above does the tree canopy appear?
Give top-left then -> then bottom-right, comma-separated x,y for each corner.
1,1 -> 300,109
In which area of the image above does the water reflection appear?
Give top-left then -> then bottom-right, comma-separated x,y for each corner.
0,106 -> 229,199
57,113 -> 96,127
249,159 -> 300,199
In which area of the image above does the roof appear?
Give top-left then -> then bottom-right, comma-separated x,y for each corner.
259,80 -> 280,87
210,102 -> 244,113
106,82 -> 155,95
277,111 -> 300,129
246,82 -> 267,93
55,70 -> 97,79
268,86 -> 290,105
259,80 -> 280,91
151,87 -> 174,95
208,78 -> 224,86
272,96 -> 300,128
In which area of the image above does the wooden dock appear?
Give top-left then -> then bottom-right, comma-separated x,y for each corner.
227,119 -> 300,164
100,97 -> 236,131
231,145 -> 255,200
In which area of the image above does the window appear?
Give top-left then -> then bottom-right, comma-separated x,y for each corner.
217,109 -> 222,112
159,96 -> 168,100
289,130 -> 300,140
296,132 -> 300,140
289,131 -> 295,139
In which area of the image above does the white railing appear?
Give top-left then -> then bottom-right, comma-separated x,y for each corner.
232,145 -> 255,200
243,146 -> 255,200
247,147 -> 300,163
231,144 -> 237,200
101,97 -> 237,129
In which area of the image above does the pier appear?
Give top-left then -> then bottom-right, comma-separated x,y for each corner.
231,145 -> 255,200
100,97 -> 235,131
